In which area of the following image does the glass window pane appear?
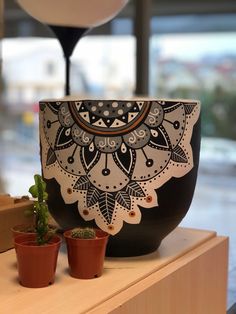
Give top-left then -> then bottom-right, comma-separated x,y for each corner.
0,35 -> 135,195
150,31 -> 236,308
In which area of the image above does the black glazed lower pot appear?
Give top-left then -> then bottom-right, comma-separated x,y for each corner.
40,99 -> 201,257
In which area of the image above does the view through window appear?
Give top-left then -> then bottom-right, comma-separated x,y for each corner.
1,29 -> 236,307
1,33 -> 236,194
150,33 -> 236,307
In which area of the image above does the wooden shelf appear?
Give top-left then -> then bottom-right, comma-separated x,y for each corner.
0,197 -> 34,252
0,227 -> 228,314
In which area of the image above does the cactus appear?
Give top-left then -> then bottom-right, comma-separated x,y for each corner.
71,227 -> 96,239
28,174 -> 51,245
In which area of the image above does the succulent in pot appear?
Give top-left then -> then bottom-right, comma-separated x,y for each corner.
14,174 -> 61,288
11,176 -> 58,239
71,227 -> 96,239
64,227 -> 109,279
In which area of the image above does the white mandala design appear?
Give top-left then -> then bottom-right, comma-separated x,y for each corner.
40,100 -> 200,235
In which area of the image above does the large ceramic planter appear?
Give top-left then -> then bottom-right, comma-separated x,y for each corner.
64,229 -> 109,279
14,234 -> 61,287
39,99 -> 201,256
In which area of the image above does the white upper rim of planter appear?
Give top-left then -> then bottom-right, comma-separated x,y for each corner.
17,0 -> 129,27
40,96 -> 201,104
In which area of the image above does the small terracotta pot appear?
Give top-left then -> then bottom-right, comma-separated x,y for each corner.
11,224 -> 36,239
64,229 -> 109,279
14,234 -> 61,288
11,224 -> 58,240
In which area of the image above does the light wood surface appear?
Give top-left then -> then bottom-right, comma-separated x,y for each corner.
0,227 -> 228,314
90,236 -> 228,314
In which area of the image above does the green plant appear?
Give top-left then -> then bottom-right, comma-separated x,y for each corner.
28,174 -> 52,245
71,227 -> 96,239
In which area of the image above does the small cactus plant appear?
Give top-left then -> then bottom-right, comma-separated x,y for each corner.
71,227 -> 96,239
28,174 -> 52,245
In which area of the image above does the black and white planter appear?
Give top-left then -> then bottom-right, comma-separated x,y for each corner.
39,99 -> 201,256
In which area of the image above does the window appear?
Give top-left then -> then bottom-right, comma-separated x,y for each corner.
1,8 -> 235,307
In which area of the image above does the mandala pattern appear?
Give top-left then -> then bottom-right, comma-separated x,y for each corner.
40,100 -> 200,235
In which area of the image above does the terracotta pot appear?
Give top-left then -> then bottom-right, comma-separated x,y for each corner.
11,224 -> 58,240
14,234 -> 61,288
11,224 -> 36,239
40,99 -> 201,256
64,229 -> 109,279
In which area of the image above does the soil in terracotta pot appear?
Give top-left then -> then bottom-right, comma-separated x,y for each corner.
11,224 -> 58,239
